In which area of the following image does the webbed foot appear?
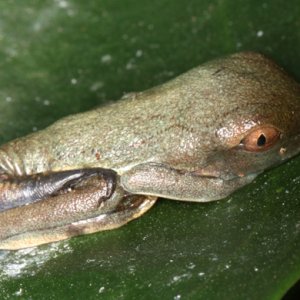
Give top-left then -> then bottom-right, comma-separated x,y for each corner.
0,168 -> 156,250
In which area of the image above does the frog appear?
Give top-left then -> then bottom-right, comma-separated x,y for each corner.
0,51 -> 299,250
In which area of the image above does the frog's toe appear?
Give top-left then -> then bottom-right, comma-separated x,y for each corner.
0,168 -> 116,211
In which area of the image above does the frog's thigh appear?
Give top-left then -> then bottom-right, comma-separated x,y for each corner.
0,194 -> 156,250
63,194 -> 157,236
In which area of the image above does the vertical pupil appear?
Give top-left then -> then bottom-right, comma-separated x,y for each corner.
257,134 -> 266,146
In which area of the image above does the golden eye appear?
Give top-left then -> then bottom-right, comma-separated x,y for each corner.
241,126 -> 281,152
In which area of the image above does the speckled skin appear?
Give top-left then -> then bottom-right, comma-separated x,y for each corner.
0,52 -> 299,249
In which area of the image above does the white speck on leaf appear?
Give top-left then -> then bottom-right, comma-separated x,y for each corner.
126,59 -> 136,70
56,0 -> 69,8
169,273 -> 192,285
136,49 -> 143,57
90,81 -> 104,91
101,54 -> 112,64
187,262 -> 196,269
256,30 -> 264,37
14,288 -> 23,296
71,78 -> 77,85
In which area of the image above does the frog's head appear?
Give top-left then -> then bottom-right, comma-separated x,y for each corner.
122,52 -> 300,202
189,52 -> 300,182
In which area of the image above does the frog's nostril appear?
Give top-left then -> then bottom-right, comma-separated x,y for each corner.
279,147 -> 287,156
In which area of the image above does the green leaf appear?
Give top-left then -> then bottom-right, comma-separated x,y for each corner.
0,1 -> 299,299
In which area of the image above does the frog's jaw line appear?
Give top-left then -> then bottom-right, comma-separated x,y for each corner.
0,196 -> 156,250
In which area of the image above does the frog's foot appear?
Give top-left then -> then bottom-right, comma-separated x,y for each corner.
0,168 -> 117,211
48,193 -> 157,243
0,168 -> 156,250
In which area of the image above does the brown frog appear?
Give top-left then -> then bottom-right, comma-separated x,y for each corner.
0,52 -> 299,250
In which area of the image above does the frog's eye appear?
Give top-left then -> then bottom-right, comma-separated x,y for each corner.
240,126 -> 281,152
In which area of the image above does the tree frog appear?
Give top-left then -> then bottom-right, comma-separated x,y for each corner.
0,52 -> 299,250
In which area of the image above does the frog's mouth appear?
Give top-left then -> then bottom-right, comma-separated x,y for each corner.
0,168 -> 156,250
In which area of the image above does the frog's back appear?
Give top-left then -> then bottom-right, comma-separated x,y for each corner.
1,52 -> 299,176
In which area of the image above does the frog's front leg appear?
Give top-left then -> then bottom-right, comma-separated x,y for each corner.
121,163 -> 256,202
0,168 -> 156,250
